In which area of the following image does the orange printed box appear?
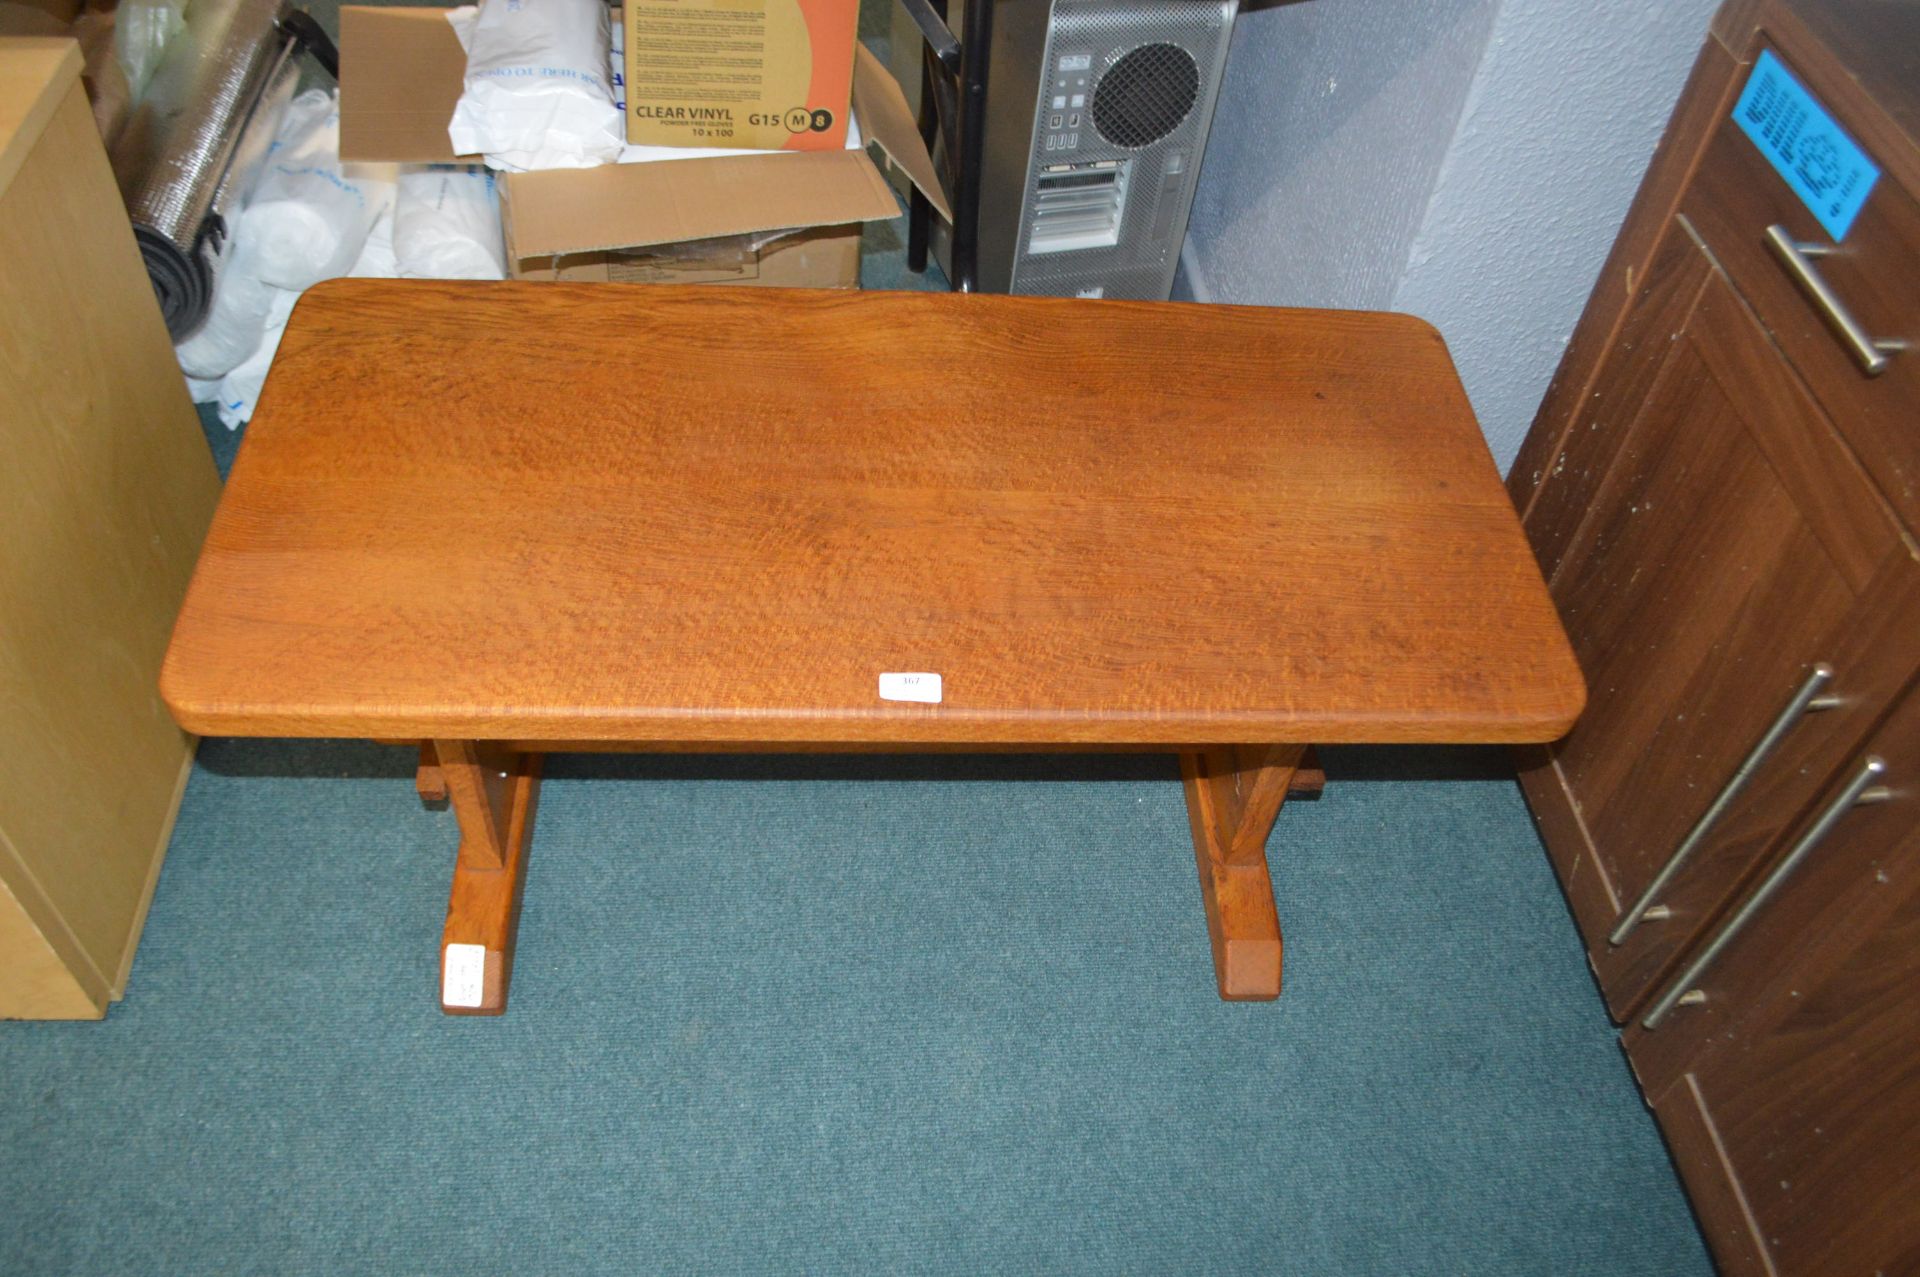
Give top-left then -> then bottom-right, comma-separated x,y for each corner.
624,0 -> 859,151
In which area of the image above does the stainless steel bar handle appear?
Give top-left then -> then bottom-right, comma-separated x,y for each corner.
1610,663 -> 1840,946
1642,755 -> 1890,1030
1764,225 -> 1909,376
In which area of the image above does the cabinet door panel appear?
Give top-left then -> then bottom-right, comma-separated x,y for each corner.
1518,225 -> 1719,584
1543,250 -> 1908,1017
1633,687 -> 1920,1277
1683,37 -> 1920,534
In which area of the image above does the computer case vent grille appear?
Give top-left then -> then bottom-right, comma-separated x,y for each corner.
1090,42 -> 1198,149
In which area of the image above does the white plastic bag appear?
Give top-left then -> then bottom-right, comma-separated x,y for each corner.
394,166 -> 507,280
210,206 -> 404,429
174,240 -> 285,381
446,0 -> 624,171
240,90 -> 397,290
350,207 -> 400,278
213,287 -> 300,430
113,0 -> 185,101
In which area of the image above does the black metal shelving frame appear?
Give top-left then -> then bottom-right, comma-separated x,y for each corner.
899,0 -> 992,291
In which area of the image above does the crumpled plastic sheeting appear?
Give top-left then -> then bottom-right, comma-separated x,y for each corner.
241,89 -> 397,291
446,0 -> 624,172
395,166 -> 506,280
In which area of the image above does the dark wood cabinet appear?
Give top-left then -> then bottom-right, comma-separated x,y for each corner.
1542,234 -> 1911,1019
1510,0 -> 1920,1271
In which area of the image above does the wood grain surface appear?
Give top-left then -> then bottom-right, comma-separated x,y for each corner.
1181,743 -> 1305,1000
1630,684 -> 1920,1276
1679,27 -> 1920,533
435,741 -> 539,1015
161,282 -> 1583,746
1542,255 -> 1911,1019
2,60 -> 217,1018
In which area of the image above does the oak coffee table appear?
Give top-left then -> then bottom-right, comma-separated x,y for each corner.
161,281 -> 1584,1015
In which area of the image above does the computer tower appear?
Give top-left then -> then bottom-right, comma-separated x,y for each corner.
931,0 -> 1238,299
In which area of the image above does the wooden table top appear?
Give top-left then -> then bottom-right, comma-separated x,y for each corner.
161,281 -> 1584,745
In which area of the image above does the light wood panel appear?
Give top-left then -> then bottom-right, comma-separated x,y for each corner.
0,872 -> 101,1019
162,282 -> 1584,747
0,47 -> 218,1018
0,39 -> 79,193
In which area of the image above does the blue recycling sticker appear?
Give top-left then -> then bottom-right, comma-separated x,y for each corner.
1733,48 -> 1879,241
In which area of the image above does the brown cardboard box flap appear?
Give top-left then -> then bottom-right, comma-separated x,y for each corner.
338,6 -> 474,165
851,43 -> 950,222
502,148 -> 900,256
514,223 -> 861,287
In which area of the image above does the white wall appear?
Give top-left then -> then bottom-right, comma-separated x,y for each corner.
1182,0 -> 1721,472
1183,0 -> 1500,311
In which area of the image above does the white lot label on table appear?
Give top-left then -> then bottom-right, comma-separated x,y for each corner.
443,943 -> 487,1008
878,672 -> 942,704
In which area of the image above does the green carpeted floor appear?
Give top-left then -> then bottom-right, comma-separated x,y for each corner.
1,742 -> 1711,1275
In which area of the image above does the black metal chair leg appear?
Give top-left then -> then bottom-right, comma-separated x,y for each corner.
950,0 -> 993,292
908,44 -> 938,275
907,188 -> 930,274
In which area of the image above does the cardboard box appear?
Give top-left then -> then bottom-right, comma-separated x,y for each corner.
624,0 -> 857,152
512,222 -> 861,287
338,5 -> 949,289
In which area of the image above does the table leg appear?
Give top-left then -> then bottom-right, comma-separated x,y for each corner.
432,739 -> 541,1016
414,742 -> 448,805
1180,744 -> 1308,1001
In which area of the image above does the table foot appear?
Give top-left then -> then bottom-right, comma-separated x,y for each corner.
414,742 -> 448,805
1180,744 -> 1308,1001
433,740 -> 541,1015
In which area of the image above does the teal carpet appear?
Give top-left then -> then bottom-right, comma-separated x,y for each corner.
0,742 -> 1711,1274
